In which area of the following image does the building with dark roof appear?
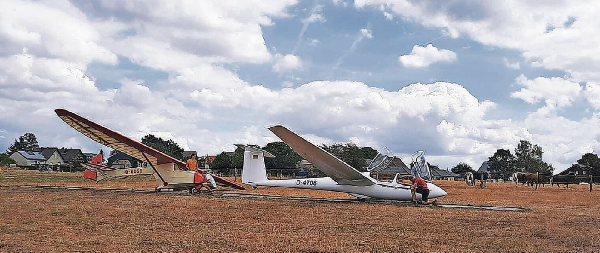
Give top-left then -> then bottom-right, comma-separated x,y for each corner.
59,148 -> 87,171
182,151 -> 197,160
370,157 -> 411,181
107,151 -> 142,169
9,151 -> 46,167
370,157 -> 459,181
430,168 -> 460,180
559,164 -> 600,177
39,147 -> 64,167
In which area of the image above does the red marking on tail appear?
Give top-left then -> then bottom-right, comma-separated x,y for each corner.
83,169 -> 97,181
90,151 -> 103,164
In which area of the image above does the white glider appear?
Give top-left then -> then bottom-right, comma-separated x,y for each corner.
242,125 -> 447,201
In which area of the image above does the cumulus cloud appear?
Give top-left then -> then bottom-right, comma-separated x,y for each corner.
0,0 -> 117,65
584,82 -> 600,109
399,44 -> 457,68
0,0 -> 299,155
503,58 -> 520,70
272,54 -> 303,72
355,0 -> 600,83
331,0 -> 348,7
511,75 -> 582,109
97,0 -> 298,70
3,0 -> 600,173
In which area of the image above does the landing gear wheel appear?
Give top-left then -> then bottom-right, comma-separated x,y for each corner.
191,188 -> 199,194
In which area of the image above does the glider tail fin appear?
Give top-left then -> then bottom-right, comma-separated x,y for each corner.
238,145 -> 274,187
90,150 -> 103,164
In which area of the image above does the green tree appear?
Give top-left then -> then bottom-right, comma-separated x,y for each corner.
0,153 -> 16,166
451,162 -> 474,176
211,151 -> 232,172
321,143 -> 377,171
488,148 -> 516,180
577,153 -> 600,174
514,140 -> 552,174
7,133 -> 40,154
360,147 -> 378,162
263,142 -> 303,169
231,146 -> 245,169
141,134 -> 184,161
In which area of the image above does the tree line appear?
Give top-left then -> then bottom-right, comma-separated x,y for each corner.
1,132 -> 39,166
451,139 -> 600,180
208,142 -> 378,172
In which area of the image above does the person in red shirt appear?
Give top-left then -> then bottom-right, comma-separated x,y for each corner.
410,176 -> 437,205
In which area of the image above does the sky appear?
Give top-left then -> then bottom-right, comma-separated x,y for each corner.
1,0 -> 600,172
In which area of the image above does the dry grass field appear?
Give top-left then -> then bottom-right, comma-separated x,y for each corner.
1,169 -> 599,252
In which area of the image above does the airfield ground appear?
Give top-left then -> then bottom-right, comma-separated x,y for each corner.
0,169 -> 599,252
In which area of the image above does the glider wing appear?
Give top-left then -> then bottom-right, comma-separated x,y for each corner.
268,125 -> 374,186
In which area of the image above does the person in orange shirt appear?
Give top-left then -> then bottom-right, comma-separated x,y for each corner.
186,153 -> 198,171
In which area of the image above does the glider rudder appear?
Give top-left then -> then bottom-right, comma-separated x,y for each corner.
238,144 -> 274,187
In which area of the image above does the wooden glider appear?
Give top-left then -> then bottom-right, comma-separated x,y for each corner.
55,109 -> 245,191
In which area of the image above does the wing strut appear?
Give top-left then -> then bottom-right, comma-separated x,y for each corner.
142,151 -> 166,186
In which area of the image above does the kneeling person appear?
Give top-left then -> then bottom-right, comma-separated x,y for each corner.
411,176 -> 437,205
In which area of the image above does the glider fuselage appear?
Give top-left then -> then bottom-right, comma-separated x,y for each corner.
249,176 -> 446,200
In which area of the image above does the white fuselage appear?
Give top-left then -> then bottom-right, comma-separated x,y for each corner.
240,145 -> 447,201
251,176 -> 447,201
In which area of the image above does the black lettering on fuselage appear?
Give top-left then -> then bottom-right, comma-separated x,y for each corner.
296,179 -> 317,186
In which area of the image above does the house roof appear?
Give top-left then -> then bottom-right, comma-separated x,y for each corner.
59,148 -> 85,162
477,161 -> 489,173
381,166 -> 412,175
183,151 -> 197,159
16,151 -> 46,161
431,168 -> 460,178
388,157 -> 410,169
40,147 -> 62,160
107,151 -> 142,166
375,157 -> 459,178
558,164 -> 590,175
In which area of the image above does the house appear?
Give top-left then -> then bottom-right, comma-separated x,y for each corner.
40,147 -> 65,166
370,156 -> 459,181
201,155 -> 217,169
182,151 -> 197,160
370,157 -> 411,181
59,148 -> 87,171
107,151 -> 142,169
9,151 -> 46,167
559,164 -> 600,177
83,152 -> 97,162
39,147 -> 65,170
430,168 -> 460,180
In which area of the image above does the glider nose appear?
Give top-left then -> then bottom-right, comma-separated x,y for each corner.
429,184 -> 447,198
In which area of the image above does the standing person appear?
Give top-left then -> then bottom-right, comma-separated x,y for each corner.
411,176 -> 437,205
186,153 -> 198,171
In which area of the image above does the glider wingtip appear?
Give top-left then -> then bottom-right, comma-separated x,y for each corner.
55,108 -> 67,115
267,124 -> 286,131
